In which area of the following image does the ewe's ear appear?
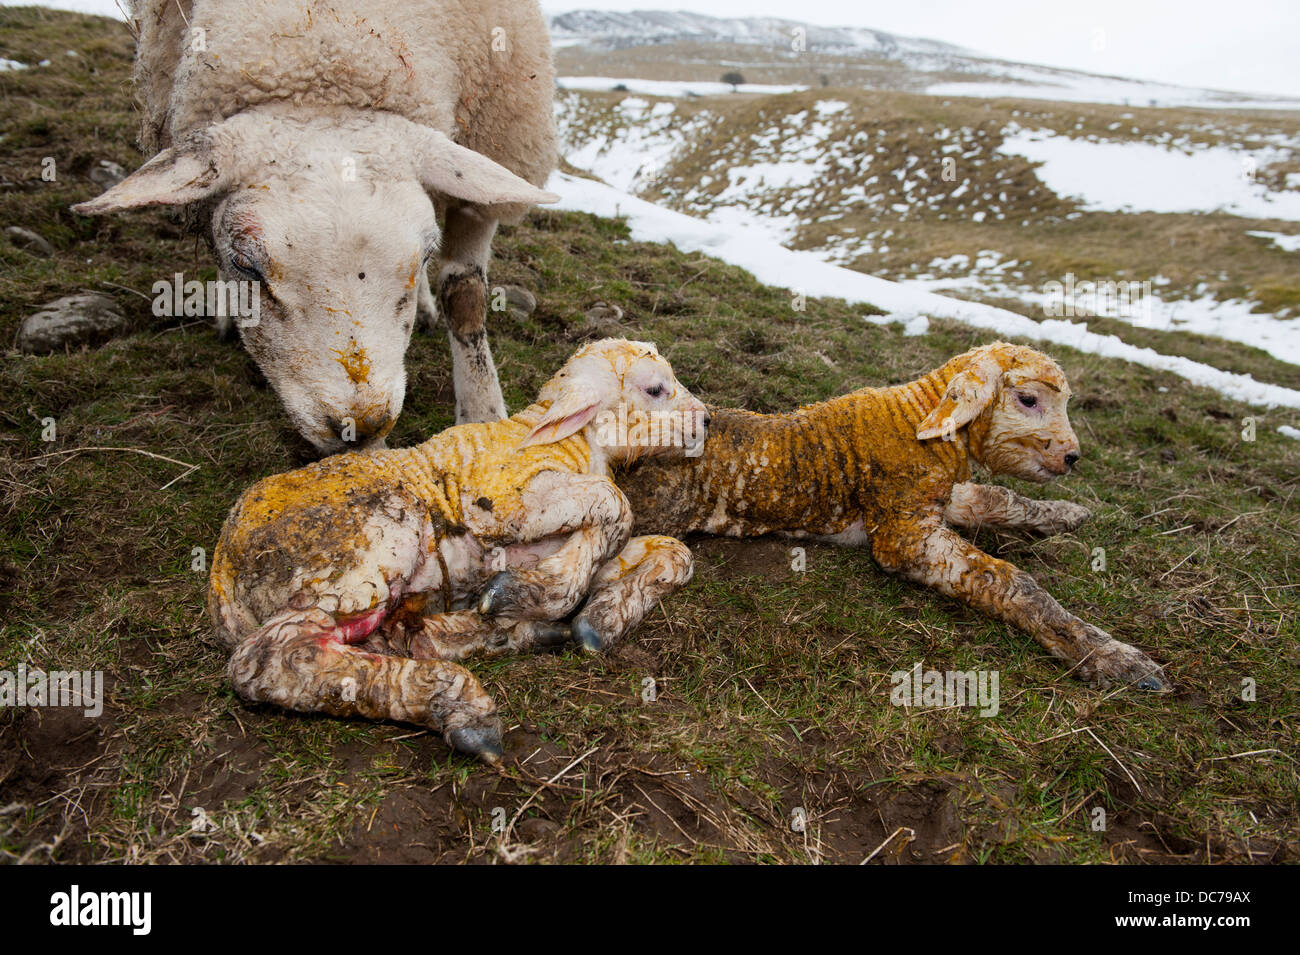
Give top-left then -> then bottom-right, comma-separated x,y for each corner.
416,129 -> 559,207
71,137 -> 227,215
519,383 -> 602,449
917,360 -> 1003,441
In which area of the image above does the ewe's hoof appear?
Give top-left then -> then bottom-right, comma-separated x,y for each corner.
478,572 -> 512,615
572,616 -> 605,653
446,724 -> 504,765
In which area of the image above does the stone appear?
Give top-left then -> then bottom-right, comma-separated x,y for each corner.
497,284 -> 536,316
4,226 -> 54,258
17,291 -> 128,354
88,160 -> 126,190
583,301 -> 624,333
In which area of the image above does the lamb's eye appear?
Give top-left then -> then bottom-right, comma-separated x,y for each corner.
645,383 -> 665,398
1018,393 -> 1038,409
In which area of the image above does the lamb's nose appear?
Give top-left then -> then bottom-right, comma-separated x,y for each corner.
1064,452 -> 1080,469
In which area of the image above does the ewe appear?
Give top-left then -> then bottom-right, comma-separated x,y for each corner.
74,0 -> 559,452
209,340 -> 709,763
618,342 -> 1169,691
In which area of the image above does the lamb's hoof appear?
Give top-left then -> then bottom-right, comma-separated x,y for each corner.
446,724 -> 504,766
478,572 -> 512,616
572,616 -> 605,654
1135,668 -> 1172,692
1093,640 -> 1172,693
534,621 -> 573,648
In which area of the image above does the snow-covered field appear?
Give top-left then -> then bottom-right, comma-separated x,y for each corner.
557,76 -> 806,98
998,129 -> 1300,220
548,169 -> 1300,417
555,90 -> 1300,382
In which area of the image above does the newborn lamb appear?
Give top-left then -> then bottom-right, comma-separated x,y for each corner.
209,339 -> 708,763
617,342 -> 1169,691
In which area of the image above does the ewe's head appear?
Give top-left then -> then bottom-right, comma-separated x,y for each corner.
917,343 -> 1080,483
520,339 -> 709,463
71,111 -> 557,454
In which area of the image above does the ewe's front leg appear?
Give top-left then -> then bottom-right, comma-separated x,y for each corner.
876,523 -> 1169,690
944,482 -> 1091,535
437,205 -> 506,423
478,475 -> 634,621
228,607 -> 505,763
572,535 -> 695,652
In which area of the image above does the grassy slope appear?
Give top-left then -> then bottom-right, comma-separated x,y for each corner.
1,8 -> 1297,864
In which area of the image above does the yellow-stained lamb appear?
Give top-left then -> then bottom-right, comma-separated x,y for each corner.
617,342 -> 1169,691
209,339 -> 709,763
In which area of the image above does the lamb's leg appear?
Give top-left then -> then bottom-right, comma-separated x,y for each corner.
227,607 -> 505,763
372,608 -> 572,661
437,205 -> 506,423
572,535 -> 695,652
944,482 -> 1091,535
875,522 -> 1169,690
477,476 -> 633,621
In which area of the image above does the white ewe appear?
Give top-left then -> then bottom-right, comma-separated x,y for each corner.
74,0 -> 559,451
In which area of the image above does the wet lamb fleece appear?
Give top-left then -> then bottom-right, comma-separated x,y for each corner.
617,342 -> 1169,691
209,339 -> 708,763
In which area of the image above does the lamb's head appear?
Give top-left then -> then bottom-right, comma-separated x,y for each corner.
916,343 -> 1080,483
520,338 -> 709,465
72,110 -> 558,454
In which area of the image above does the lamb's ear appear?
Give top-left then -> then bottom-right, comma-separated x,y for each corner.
71,137 -> 227,215
416,129 -> 559,207
917,362 -> 1003,441
519,383 -> 602,449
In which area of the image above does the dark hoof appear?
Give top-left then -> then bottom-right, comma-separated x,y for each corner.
1136,668 -> 1172,692
446,724 -> 504,765
572,616 -> 605,653
478,572 -> 512,616
534,621 -> 573,648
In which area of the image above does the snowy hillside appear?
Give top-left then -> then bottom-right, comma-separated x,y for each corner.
549,9 -> 1300,111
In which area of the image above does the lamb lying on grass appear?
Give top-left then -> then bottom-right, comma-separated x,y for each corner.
209,339 -> 709,763
617,342 -> 1170,691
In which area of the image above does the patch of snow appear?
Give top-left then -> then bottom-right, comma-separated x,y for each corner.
547,170 -> 1300,410
1247,230 -> 1300,252
999,130 -> 1300,221
1,58 -> 28,72
926,78 -> 1300,111
1279,425 -> 1300,440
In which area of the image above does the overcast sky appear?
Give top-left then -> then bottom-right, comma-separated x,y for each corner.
9,0 -> 1300,98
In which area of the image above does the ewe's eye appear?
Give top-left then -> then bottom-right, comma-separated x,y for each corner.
230,250 -> 264,282
1017,393 -> 1038,409
645,383 -> 665,398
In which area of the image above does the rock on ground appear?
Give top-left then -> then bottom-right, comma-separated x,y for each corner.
17,292 -> 128,354
4,226 -> 54,258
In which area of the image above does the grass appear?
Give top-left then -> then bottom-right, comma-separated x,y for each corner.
2,8 -> 1298,864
